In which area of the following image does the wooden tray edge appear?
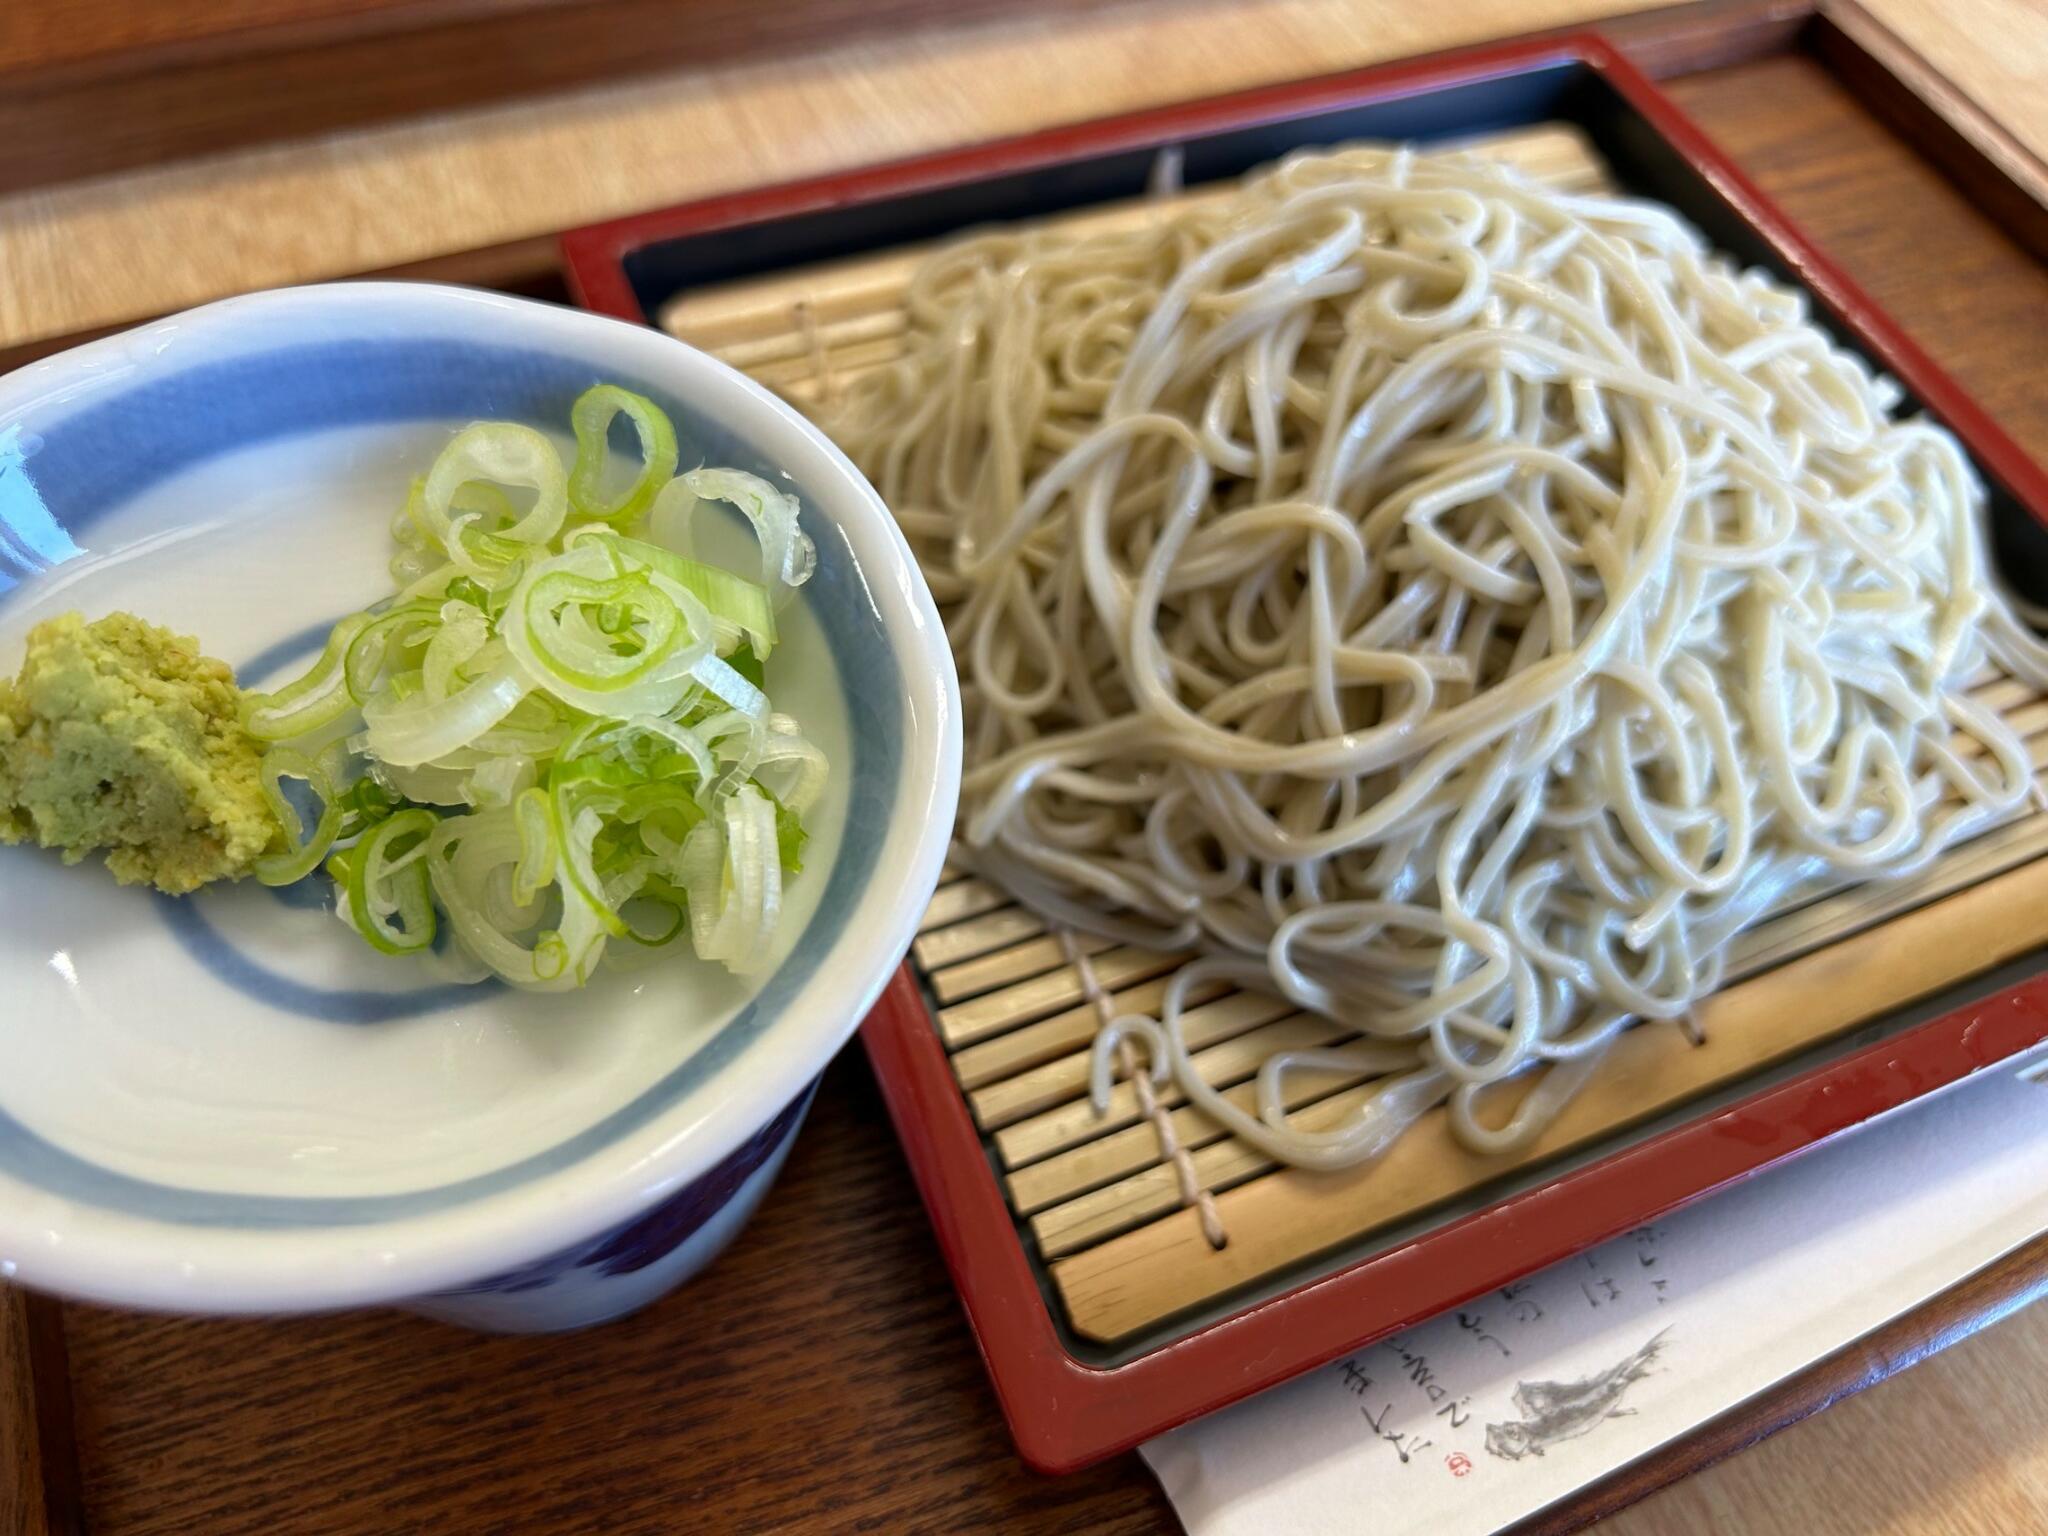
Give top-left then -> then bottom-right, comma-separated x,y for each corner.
739,28 -> 2048,1468
540,0 -> 2048,1490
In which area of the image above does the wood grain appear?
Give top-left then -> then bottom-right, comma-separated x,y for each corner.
0,0 -> 1152,196
3,17 -> 2048,1536
1827,0 -> 2048,188
1,1289 -> 82,1536
0,0 -> 419,76
0,1291 -> 46,1536
1664,51 -> 2048,464
0,234 -> 572,378
0,0 -> 2018,366
0,0 -> 1657,356
39,1051 -> 1173,1536
1814,4 -> 2048,261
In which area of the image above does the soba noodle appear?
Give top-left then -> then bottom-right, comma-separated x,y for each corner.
818,144 -> 2048,1174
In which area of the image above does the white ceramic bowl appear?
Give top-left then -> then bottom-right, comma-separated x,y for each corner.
0,284 -> 959,1329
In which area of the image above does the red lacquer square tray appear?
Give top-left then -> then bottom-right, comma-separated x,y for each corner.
562,31 -> 2048,1472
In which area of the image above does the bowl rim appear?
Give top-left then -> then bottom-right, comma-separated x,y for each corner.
0,281 -> 962,1311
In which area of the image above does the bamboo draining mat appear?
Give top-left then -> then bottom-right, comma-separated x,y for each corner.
661,122 -> 2048,1345
659,122 -> 1605,398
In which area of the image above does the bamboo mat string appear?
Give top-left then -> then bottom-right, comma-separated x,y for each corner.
1058,927 -> 1228,1250
793,296 -> 837,404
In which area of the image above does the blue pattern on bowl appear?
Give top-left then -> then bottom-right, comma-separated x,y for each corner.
444,1081 -> 816,1296
150,614 -> 499,1023
0,335 -> 901,1230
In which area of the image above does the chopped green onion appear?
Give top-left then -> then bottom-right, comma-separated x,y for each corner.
569,385 -> 679,525
679,467 -> 817,604
334,775 -> 400,840
250,388 -> 827,988
512,787 -> 556,905
253,748 -> 345,886
362,658 -> 530,767
525,569 -> 683,692
242,615 -> 370,742
344,601 -> 441,703
423,424 -> 568,548
605,533 -> 777,657
769,789 -> 808,874
345,808 -> 439,955
620,878 -> 690,946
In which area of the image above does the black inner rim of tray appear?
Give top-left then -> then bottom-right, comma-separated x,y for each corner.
622,56 -> 2048,592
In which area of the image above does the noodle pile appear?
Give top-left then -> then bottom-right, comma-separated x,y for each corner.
818,144 -> 2048,1172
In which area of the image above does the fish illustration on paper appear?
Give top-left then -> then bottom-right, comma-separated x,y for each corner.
1482,1329 -> 1669,1461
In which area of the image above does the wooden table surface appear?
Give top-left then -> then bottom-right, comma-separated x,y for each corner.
25,1049 -> 2048,1536
1,0 -> 2041,363
3,3 -> 2047,1533
0,0 -> 1650,358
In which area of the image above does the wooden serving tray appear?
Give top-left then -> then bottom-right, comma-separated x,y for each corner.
653,122 -> 2048,1347
566,25 -> 2048,1473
